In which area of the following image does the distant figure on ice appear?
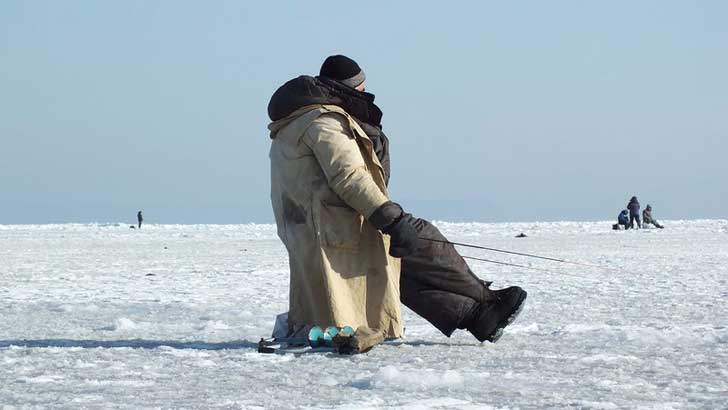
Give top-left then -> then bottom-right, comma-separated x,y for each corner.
266,55 -> 526,350
137,210 -> 143,229
613,209 -> 630,230
626,196 -> 641,229
642,204 -> 664,229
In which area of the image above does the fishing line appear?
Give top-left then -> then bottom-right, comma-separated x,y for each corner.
459,255 -> 561,275
420,237 -> 624,273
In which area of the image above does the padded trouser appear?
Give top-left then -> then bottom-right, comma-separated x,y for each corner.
399,216 -> 491,336
647,221 -> 663,228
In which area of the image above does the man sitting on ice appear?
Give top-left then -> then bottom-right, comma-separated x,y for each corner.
642,204 -> 664,229
266,55 -> 527,351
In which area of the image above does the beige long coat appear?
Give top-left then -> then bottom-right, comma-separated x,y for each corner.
268,104 -> 403,338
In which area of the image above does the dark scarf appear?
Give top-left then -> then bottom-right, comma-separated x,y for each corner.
268,75 -> 391,185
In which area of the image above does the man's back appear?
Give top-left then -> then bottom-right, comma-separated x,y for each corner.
268,99 -> 402,338
628,197 -> 640,215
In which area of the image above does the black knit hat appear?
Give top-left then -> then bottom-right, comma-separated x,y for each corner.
319,55 -> 366,88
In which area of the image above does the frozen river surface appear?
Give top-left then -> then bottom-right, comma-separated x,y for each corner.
1,220 -> 727,409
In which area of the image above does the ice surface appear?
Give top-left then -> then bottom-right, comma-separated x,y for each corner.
1,220 -> 727,409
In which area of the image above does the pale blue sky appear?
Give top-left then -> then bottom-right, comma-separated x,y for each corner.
1,1 -> 726,224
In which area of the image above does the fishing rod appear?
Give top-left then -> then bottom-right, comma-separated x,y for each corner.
420,237 -> 623,273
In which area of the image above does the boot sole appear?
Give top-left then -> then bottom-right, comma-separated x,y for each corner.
487,291 -> 527,343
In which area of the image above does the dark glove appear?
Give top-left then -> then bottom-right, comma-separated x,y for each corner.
368,201 -> 420,258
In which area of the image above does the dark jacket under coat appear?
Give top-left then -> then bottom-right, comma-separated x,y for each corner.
268,75 -> 391,185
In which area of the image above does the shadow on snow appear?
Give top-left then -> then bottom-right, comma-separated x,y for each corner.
0,338 -> 481,351
0,339 -> 259,350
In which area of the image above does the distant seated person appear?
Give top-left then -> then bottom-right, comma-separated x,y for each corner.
613,209 -> 630,230
642,204 -> 664,229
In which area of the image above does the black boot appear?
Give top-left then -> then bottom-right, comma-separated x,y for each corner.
465,286 -> 527,343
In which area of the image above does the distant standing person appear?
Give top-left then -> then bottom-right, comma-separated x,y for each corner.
642,204 -> 664,229
627,196 -> 641,229
137,210 -> 143,229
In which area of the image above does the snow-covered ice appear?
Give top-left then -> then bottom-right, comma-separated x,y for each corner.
1,220 -> 727,409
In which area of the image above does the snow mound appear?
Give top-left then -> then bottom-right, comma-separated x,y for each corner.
352,366 -> 465,390
99,317 -> 137,332
198,320 -> 231,332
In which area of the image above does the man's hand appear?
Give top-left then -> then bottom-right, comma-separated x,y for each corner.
369,201 -> 420,257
